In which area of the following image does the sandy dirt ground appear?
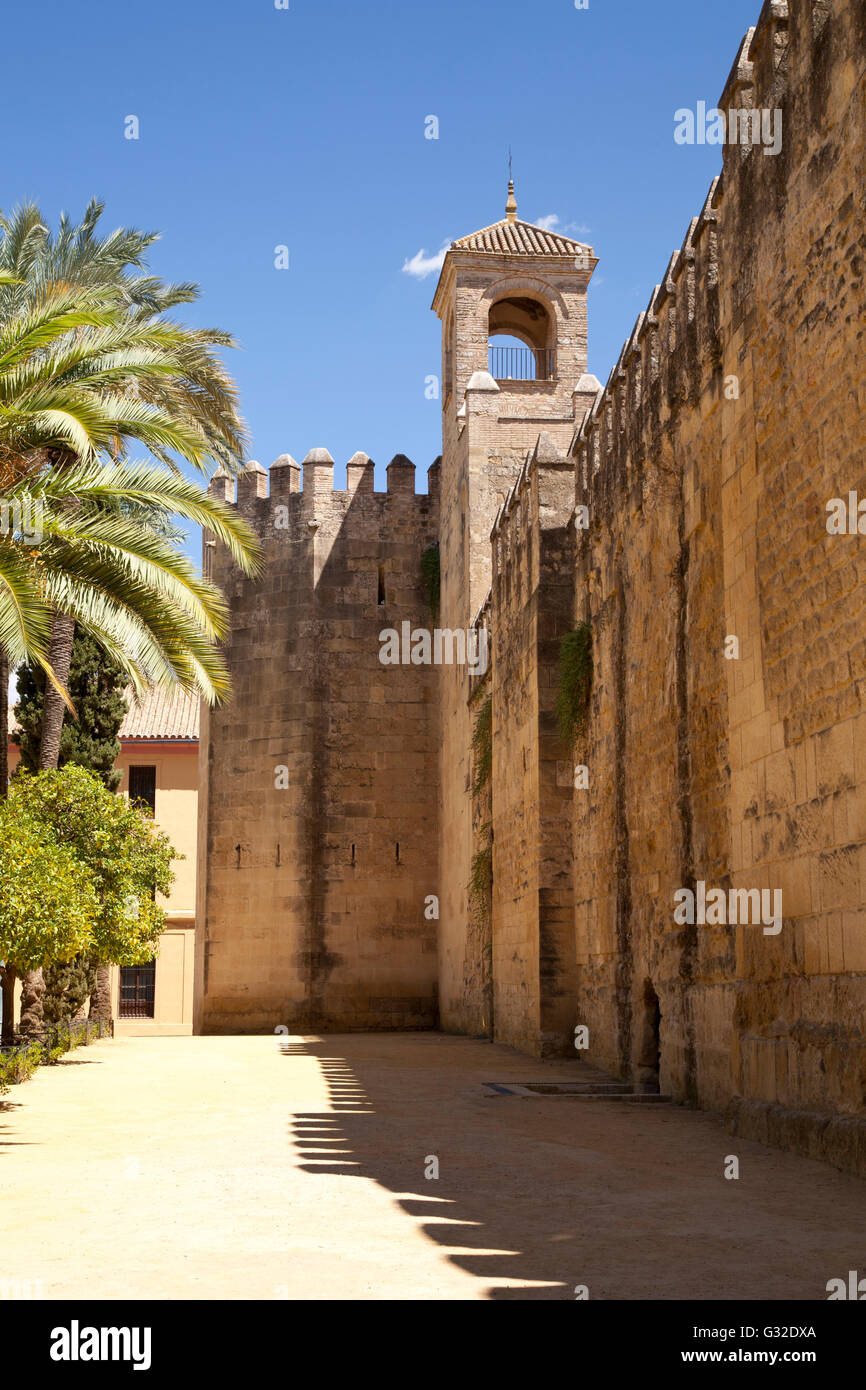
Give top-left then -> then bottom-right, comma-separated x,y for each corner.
1,1032 -> 863,1300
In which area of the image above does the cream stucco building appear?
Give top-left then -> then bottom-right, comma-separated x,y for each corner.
110,687 -> 198,1035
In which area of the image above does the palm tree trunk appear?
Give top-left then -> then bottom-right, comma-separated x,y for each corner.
0,964 -> 16,1044
89,965 -> 113,1023
38,611 -> 75,770
72,957 -> 96,1021
2,652 -> 21,1040
18,967 -> 45,1036
0,643 -> 8,797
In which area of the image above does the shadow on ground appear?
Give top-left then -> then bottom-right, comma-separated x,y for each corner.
281,1033 -> 866,1301
283,1036 -> 575,1298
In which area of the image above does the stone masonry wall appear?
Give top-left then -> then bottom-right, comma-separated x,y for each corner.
194,0 -> 865,1179
195,452 -> 440,1033
490,436 -> 577,1055
720,0 -> 866,1170
567,0 -> 866,1173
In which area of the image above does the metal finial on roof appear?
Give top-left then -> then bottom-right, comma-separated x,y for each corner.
506,177 -> 517,223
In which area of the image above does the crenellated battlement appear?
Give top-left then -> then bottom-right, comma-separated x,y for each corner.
571,176 -> 723,517
567,2 -> 807,518
206,449 -> 440,560
210,448 -> 441,508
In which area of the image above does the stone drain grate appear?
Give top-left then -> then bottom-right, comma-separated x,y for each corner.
483,1081 -> 672,1103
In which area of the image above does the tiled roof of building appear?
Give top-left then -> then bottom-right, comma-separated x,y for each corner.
119,685 -> 200,741
7,685 -> 199,742
452,218 -> 591,257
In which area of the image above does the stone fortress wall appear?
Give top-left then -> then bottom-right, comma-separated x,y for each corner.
198,0 -> 866,1176
474,0 -> 866,1174
195,452 -> 440,1033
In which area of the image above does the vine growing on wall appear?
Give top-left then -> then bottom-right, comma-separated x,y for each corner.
556,621 -> 593,744
421,544 -> 440,620
468,822 -> 493,918
471,693 -> 492,795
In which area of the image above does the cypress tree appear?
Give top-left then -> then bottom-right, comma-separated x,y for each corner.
42,957 -> 98,1025
13,630 -> 128,791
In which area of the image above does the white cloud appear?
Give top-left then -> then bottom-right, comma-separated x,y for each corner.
535,214 -> 592,238
401,241 -> 450,280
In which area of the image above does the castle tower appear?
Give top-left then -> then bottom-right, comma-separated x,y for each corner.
195,452 -> 441,1034
431,178 -> 598,623
431,182 -> 599,1039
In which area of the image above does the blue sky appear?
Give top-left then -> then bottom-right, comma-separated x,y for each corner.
3,0 -> 760,523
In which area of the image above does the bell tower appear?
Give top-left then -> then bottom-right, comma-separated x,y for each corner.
431,178 -> 599,622
431,180 -> 599,1037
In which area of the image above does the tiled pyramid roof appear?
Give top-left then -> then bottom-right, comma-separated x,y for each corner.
452,218 -> 591,257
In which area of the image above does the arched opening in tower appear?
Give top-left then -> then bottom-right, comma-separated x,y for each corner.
488,295 -> 555,381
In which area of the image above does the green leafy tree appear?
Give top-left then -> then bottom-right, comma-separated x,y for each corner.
0,765 -> 178,1037
14,630 -> 128,789
15,623 -> 130,1025
0,201 -> 251,759
0,808 -> 98,1040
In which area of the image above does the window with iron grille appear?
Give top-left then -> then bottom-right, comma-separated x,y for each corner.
119,961 -> 156,1019
128,765 -> 156,815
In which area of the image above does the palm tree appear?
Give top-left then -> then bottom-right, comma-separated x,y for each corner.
1,457 -> 258,693
0,293 -> 263,1033
0,205 -> 260,1031
0,201 -> 249,757
0,287 -> 245,728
